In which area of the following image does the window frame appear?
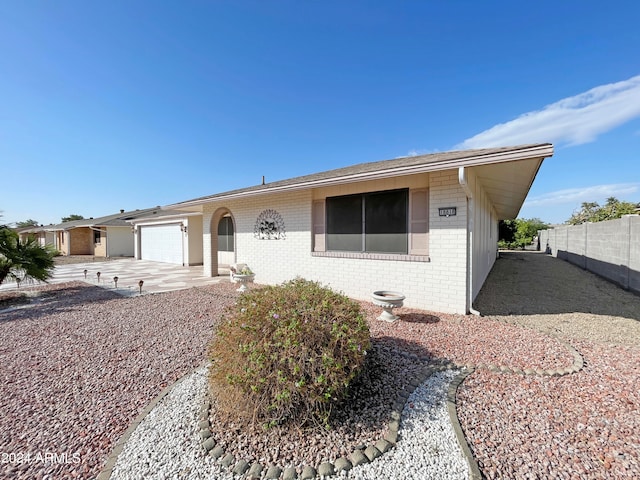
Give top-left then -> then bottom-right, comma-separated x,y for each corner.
313,187 -> 429,261
217,216 -> 235,252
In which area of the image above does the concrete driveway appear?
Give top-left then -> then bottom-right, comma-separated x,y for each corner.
1,258 -> 229,295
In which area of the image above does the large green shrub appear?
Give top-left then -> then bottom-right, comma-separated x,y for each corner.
209,278 -> 370,429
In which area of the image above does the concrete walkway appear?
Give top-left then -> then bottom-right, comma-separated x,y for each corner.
0,258 -> 230,295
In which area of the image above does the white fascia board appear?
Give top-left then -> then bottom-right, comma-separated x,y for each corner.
165,144 -> 554,209
127,211 -> 202,226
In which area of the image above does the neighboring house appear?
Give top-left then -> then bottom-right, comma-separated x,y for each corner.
47,208 -> 165,258
128,210 -> 203,266
158,144 -> 553,314
17,226 -> 56,248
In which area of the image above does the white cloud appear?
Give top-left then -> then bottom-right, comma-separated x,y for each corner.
457,75 -> 640,149
402,148 -> 440,157
524,183 -> 640,208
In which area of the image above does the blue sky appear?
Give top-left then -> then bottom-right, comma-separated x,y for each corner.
1,1 -> 639,226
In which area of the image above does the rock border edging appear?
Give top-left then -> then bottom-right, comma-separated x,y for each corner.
446,368 -> 483,480
97,364 -> 206,480
99,338 -> 583,479
455,338 -> 584,377
200,356 -> 455,479
199,337 -> 585,479
443,339 -> 585,480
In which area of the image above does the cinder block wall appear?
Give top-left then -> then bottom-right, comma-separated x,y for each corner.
202,170 -> 471,313
538,215 -> 640,293
630,217 -> 640,292
586,219 -> 629,287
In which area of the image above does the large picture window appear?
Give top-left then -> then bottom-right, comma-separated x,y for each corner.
326,189 -> 408,254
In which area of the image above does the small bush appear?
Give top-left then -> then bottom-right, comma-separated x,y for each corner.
209,278 -> 371,429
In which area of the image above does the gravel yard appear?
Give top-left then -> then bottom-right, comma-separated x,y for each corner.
464,251 -> 640,479
0,250 -> 638,479
0,282 -> 239,480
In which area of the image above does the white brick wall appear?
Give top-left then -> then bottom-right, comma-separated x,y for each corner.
201,171 -> 472,313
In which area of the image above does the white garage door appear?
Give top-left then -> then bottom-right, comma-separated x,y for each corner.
140,224 -> 183,264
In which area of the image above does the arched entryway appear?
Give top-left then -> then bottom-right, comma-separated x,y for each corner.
210,208 -> 236,276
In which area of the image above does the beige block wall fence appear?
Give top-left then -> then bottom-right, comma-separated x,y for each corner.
538,215 -> 640,294
201,170 -> 478,314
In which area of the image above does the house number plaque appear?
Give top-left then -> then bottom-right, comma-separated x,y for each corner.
438,207 -> 457,217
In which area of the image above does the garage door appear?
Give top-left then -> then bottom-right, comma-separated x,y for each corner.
140,224 -> 183,264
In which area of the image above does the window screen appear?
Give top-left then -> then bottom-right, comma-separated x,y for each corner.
326,194 -> 362,251
365,190 -> 408,253
326,189 -> 408,253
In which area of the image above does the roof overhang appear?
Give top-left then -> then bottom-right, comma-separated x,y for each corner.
164,144 -> 553,211
470,156 -> 545,219
127,211 -> 202,225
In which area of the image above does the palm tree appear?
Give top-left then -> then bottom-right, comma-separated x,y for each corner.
0,225 -> 56,286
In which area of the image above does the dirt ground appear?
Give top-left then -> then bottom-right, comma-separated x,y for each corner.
53,255 -> 112,265
474,250 -> 640,347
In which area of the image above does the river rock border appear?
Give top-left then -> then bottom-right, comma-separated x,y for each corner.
199,357 -> 460,479
97,337 -> 584,479
199,338 -> 584,479
456,339 -> 584,377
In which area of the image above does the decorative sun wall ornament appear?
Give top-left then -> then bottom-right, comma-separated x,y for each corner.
254,209 -> 286,240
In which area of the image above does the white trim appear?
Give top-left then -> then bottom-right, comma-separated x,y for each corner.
164,145 -> 554,209
128,212 -> 201,225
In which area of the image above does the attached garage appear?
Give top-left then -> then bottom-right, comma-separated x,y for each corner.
139,223 -> 184,264
131,211 -> 203,266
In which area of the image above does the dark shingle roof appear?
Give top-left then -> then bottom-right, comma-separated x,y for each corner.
46,207 -> 168,231
166,144 -> 552,208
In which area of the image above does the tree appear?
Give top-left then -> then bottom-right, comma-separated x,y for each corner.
514,218 -> 548,249
15,219 -> 40,228
567,197 -> 639,225
61,214 -> 84,222
0,224 -> 56,285
499,218 -> 549,249
499,219 -> 517,243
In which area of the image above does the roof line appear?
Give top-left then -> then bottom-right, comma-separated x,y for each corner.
164,144 -> 553,209
127,211 -> 201,224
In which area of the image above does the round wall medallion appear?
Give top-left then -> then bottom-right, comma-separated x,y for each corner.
254,209 -> 286,240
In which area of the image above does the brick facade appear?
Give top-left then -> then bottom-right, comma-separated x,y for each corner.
202,170 -> 477,313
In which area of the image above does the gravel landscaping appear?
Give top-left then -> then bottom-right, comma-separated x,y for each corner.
0,250 -> 638,479
462,251 -> 640,479
0,282 -> 239,480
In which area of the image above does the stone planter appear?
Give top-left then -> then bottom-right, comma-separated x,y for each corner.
371,291 -> 405,322
232,274 -> 254,292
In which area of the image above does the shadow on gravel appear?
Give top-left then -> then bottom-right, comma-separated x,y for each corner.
373,334 -> 438,361
474,251 -> 640,322
0,283 -> 122,324
330,335 -> 435,431
399,312 -> 440,324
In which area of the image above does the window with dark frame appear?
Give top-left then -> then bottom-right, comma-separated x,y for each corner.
217,216 -> 234,252
326,188 -> 409,254
94,230 -> 101,244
